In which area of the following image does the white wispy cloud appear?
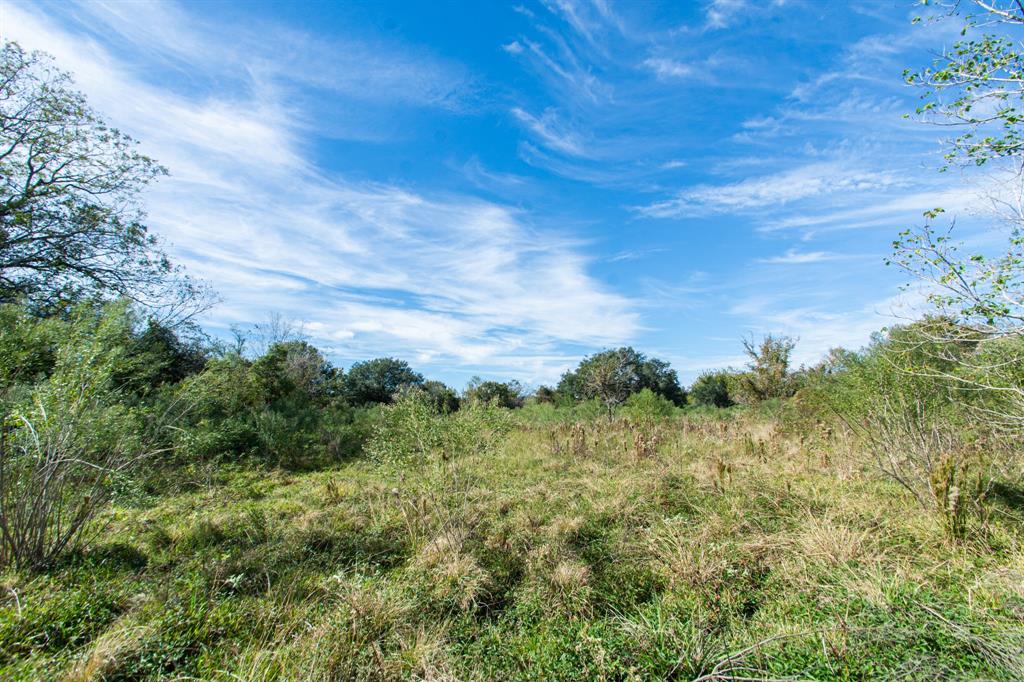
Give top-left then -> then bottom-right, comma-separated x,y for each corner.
757,188 -> 978,236
517,34 -> 610,104
5,2 -> 637,383
729,290 -> 927,366
511,106 -> 589,156
49,0 -> 473,112
456,156 -> 528,189
705,0 -> 749,30
542,0 -> 599,45
541,0 -> 627,52
638,162 -> 907,217
607,247 -> 668,263
642,57 -> 693,79
757,249 -> 847,264
705,0 -> 788,30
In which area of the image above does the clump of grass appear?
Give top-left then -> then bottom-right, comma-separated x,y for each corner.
409,534 -> 489,612
795,514 -> 871,567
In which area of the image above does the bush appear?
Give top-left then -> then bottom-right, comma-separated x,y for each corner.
0,302 -> 152,569
808,320 -> 999,528
0,304 -> 60,390
252,406 -> 319,468
621,388 -> 676,421
689,372 -> 733,408
366,390 -> 510,463
319,404 -> 377,460
170,343 -> 367,467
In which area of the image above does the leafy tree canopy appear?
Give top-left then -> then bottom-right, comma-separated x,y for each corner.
464,377 -> 525,409
690,371 -> 734,408
0,42 -> 209,321
251,340 -> 340,406
344,357 -> 423,406
895,2 -> 1024,336
557,347 -> 686,411
737,334 -> 797,402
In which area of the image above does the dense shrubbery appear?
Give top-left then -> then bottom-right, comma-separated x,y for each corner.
621,387 -> 677,421
4,279 -> 1018,572
366,388 -> 511,463
0,302 -> 152,568
689,371 -> 733,408
798,318 -> 1018,533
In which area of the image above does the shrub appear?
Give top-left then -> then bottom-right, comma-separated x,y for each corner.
252,407 -> 318,468
810,320 -> 1000,529
621,388 -> 676,421
170,343 -> 361,467
0,304 -> 60,389
689,372 -> 733,408
0,302 -> 153,569
319,404 -> 376,460
366,390 -> 510,463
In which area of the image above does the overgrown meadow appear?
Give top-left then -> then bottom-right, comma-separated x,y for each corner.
1,302 -> 1024,680
5,2 -> 1024,679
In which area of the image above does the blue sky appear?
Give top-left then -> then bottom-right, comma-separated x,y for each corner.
0,0 -> 1001,387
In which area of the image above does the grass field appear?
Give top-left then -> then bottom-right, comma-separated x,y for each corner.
2,407 -> 1023,680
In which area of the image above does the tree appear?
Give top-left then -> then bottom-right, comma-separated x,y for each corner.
898,1 -> 1024,336
905,1 -> 1024,169
533,385 -> 557,403
895,1 -> 1024,429
251,340 -> 340,405
118,319 -> 208,393
0,42 -> 209,320
464,377 -> 524,409
690,371 -> 733,408
636,356 -> 687,406
557,347 -> 686,408
420,380 -> 460,414
343,357 -> 423,406
572,348 -> 640,418
738,334 -> 797,402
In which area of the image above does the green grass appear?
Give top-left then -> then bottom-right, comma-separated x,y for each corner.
2,409 -> 1023,680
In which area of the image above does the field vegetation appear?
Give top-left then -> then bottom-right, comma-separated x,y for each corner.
3,2 -> 1024,679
